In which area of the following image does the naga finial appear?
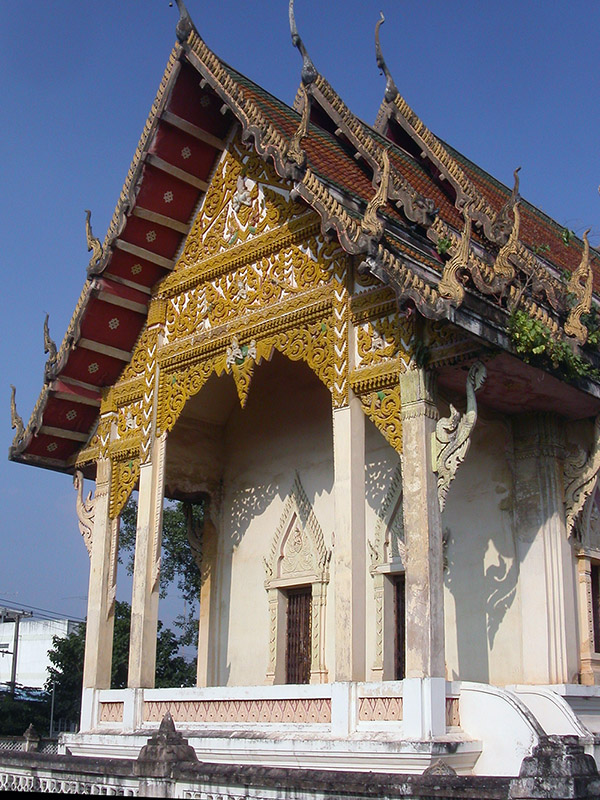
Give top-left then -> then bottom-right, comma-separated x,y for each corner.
361,147 -> 391,240
375,12 -> 398,103
289,0 -> 317,86
10,384 -> 25,446
43,313 -> 57,366
491,166 -> 521,244
287,82 -> 311,172
85,210 -> 103,271
565,228 -> 593,345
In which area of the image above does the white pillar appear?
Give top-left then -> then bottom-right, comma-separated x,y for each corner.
82,458 -> 116,691
399,367 -> 446,738
513,413 -> 579,684
332,395 -> 366,682
128,434 -> 167,688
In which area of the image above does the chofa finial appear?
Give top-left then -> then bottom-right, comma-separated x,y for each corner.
375,12 -> 398,103
170,0 -> 194,43
289,0 -> 317,86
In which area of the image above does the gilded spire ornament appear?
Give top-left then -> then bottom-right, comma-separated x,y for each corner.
565,230 -> 593,345
361,147 -> 391,241
438,205 -> 472,306
375,12 -> 398,103
10,384 -> 25,447
85,209 -> 104,272
289,0 -> 317,86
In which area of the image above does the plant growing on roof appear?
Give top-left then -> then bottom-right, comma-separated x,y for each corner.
436,236 -> 452,256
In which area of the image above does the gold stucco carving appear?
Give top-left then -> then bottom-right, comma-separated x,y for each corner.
109,449 -> 140,520
358,385 -> 403,454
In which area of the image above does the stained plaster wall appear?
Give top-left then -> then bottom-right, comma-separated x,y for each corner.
442,418 -> 523,685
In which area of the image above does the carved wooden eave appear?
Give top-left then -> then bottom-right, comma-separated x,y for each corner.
307,74 -> 436,228
9,34 -> 233,471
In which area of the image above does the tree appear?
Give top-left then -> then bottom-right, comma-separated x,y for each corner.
119,496 -> 204,644
46,601 -> 195,726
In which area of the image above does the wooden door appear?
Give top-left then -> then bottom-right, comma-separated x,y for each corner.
286,587 -> 312,684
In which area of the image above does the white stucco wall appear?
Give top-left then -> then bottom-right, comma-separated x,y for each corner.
217,354 -> 335,686
0,618 -> 80,689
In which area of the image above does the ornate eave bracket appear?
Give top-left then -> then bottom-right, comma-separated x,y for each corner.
73,469 -> 96,557
565,415 -> 600,538
432,360 -> 487,512
564,229 -> 593,346
490,167 -> 521,245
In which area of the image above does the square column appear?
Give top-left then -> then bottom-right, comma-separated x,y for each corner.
128,434 -> 167,688
399,367 -> 445,680
513,413 -> 578,684
332,395 -> 366,682
83,458 -> 117,690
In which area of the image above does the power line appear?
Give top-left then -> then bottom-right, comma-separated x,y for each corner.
0,598 -> 85,624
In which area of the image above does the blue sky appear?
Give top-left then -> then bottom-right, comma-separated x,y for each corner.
1,0 -> 599,630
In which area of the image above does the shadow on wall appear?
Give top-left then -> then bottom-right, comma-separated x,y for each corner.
444,419 -> 520,684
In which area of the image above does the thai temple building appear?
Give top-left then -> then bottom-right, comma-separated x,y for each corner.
6,0 -> 600,793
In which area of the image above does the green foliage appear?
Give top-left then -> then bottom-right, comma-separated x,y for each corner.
507,309 -> 600,382
45,601 -> 196,725
578,305 -> 600,347
0,691 -> 50,736
531,242 -> 550,255
119,498 -> 203,606
436,237 -> 452,255
562,228 -> 575,246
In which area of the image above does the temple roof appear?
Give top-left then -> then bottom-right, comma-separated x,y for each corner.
9,4 -> 600,472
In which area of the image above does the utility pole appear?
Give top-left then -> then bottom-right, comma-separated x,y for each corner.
0,606 -> 33,696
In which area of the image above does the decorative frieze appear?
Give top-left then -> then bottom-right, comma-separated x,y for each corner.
143,698 -> 331,724
98,702 -> 124,723
358,696 -> 403,721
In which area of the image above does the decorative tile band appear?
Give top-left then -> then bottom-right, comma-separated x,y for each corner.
143,698 -> 331,724
98,702 -> 124,723
358,696 -> 403,721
